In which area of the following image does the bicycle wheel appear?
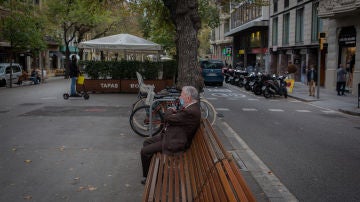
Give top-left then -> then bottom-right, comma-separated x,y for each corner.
129,105 -> 164,137
199,99 -> 216,125
132,97 -> 146,111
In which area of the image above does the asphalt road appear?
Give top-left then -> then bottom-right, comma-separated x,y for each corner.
0,79 -> 144,202
203,84 -> 360,201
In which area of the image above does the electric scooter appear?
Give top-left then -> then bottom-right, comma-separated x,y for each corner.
63,75 -> 89,100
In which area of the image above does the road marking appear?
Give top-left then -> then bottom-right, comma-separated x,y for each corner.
211,93 -> 246,98
205,97 -> 218,100
207,89 -> 232,93
269,109 -> 284,112
322,110 -> 337,113
296,110 -> 311,113
289,100 -> 301,103
216,108 -> 230,111
40,97 -> 57,100
248,98 -> 259,101
242,108 -> 258,111
269,100 -> 280,102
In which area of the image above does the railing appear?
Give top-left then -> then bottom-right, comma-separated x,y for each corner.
319,0 -> 360,18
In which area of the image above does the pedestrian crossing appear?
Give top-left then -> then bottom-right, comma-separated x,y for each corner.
215,107 -> 338,114
207,85 -> 339,115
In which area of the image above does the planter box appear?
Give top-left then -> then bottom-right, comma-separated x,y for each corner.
78,79 -> 121,93
121,79 -> 174,93
77,79 -> 174,93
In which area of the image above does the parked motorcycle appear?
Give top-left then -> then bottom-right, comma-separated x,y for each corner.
262,74 -> 288,98
232,69 -> 248,87
224,67 -> 235,84
244,72 -> 257,91
252,73 -> 271,96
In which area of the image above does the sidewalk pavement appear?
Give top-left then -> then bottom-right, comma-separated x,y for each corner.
288,82 -> 360,116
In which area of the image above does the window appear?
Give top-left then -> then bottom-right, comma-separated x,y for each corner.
284,0 -> 289,8
295,8 -> 304,43
224,20 -> 229,34
283,13 -> 290,45
272,17 -> 278,46
273,0 -> 278,13
311,2 -> 323,42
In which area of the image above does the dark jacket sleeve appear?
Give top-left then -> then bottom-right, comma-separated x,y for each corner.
162,103 -> 201,154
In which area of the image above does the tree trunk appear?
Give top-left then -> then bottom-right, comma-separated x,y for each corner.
163,0 -> 204,91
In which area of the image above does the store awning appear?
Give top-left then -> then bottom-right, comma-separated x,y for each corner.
225,20 -> 269,37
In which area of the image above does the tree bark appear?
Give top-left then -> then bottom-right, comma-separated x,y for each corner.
163,0 -> 204,91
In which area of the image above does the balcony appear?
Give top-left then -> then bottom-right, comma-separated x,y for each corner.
318,0 -> 360,18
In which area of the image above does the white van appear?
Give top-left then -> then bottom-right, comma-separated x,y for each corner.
0,63 -> 23,87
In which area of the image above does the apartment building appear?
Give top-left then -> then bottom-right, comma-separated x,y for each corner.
318,0 -> 360,95
210,5 -> 233,65
225,2 -> 269,72
268,0 -> 323,83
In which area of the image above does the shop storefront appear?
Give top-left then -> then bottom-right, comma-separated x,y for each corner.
338,26 -> 356,92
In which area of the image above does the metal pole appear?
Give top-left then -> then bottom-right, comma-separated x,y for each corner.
317,48 -> 321,99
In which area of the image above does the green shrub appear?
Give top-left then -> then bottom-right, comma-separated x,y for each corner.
79,60 -> 177,80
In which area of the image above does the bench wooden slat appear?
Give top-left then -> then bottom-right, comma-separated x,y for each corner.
179,155 -> 187,202
183,153 -> 193,201
174,156 -> 180,202
168,156 -> 175,202
161,155 -> 169,202
222,159 -> 249,202
215,163 -> 238,202
228,159 -> 256,202
145,153 -> 161,202
142,119 -> 255,202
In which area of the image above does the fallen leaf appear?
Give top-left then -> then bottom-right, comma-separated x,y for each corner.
23,194 -> 32,200
77,186 -> 86,192
24,160 -> 32,164
12,148 -> 17,152
88,185 -> 97,191
125,184 -> 131,187
59,146 -> 65,152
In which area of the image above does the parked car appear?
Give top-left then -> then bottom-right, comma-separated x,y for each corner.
200,60 -> 224,86
0,63 -> 23,87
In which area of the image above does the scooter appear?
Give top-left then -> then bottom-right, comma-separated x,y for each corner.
63,75 -> 90,100
262,74 -> 288,98
63,91 -> 89,100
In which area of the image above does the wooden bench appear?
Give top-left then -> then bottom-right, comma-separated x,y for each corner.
142,119 -> 256,202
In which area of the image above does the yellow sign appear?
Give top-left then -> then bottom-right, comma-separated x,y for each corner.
285,79 -> 295,93
239,49 -> 245,54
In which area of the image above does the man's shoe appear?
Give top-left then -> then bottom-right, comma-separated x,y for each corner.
141,177 -> 147,185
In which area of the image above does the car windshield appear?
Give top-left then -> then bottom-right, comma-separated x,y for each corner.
0,66 -> 4,74
201,61 -> 223,69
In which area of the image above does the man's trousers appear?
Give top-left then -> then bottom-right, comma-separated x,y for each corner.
140,135 -> 162,177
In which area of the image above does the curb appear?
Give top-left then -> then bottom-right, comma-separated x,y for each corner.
338,108 -> 360,116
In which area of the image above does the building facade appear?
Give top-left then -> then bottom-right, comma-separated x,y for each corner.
210,6 -> 233,65
268,0 -> 323,83
0,0 -> 67,74
318,0 -> 360,95
225,2 -> 269,72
